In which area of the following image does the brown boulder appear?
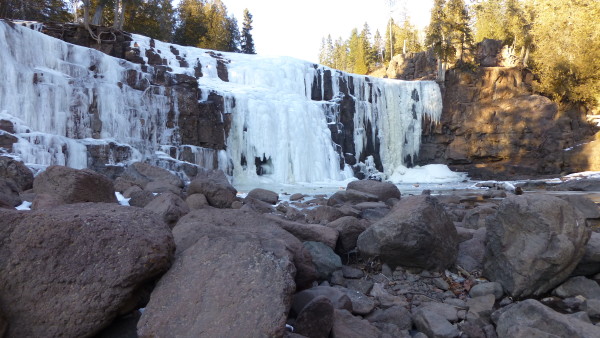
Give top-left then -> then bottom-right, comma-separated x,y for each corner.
0,179 -> 21,208
187,169 -> 237,208
33,165 -> 117,204
137,208 -> 305,337
119,162 -> 183,189
247,188 -> 279,204
346,180 -> 401,202
144,192 -> 190,228
0,156 -> 33,191
0,203 -> 174,338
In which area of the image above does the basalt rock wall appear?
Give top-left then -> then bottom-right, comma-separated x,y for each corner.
416,67 -> 599,179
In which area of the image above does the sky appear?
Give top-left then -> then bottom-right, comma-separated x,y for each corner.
220,0 -> 435,63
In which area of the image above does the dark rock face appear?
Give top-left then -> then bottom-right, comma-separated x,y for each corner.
386,50 -> 437,80
417,67 -> 598,179
137,208 -> 300,337
0,203 -> 175,338
483,194 -> 590,298
33,165 -> 117,205
357,195 -> 458,271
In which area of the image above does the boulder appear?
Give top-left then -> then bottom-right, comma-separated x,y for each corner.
264,214 -> 339,249
483,195 -> 590,298
187,169 -> 237,208
470,282 -> 504,300
327,189 -> 378,206
292,286 -> 353,315
366,305 -> 412,330
573,232 -> 600,276
328,216 -> 369,254
552,276 -> 600,300
0,204 -> 174,338
33,165 -> 117,204
242,196 -> 275,213
185,193 -> 208,210
495,299 -> 600,338
307,205 -> 345,224
413,308 -> 460,338
456,227 -> 486,272
0,156 -> 33,191
247,188 -> 279,204
122,185 -> 142,198
331,309 -> 381,338
357,195 -> 459,271
550,179 -> 600,192
293,296 -> 334,338
128,190 -> 156,208
30,192 -> 62,210
144,192 -> 190,228
119,162 -> 183,189
303,241 -> 342,280
0,178 -> 21,208
143,180 -> 182,195
137,208 -> 300,337
346,180 -> 401,202
334,286 -> 376,315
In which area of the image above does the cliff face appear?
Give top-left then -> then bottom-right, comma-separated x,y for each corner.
416,67 -> 598,179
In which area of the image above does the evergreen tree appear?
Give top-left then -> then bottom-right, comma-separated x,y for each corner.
240,8 -> 255,54
444,0 -> 473,63
123,0 -> 175,41
0,0 -> 72,22
472,0 -> 505,42
173,0 -> 206,46
373,29 -> 384,65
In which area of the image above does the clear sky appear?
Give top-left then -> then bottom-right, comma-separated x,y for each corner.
221,0 -> 435,63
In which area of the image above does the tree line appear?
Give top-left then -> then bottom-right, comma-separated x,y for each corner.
319,0 -> 600,107
0,0 -> 256,54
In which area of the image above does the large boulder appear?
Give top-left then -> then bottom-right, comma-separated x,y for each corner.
0,156 -> 33,191
327,216 -> 369,254
357,195 -> 459,271
573,232 -> 600,276
247,188 -> 279,204
346,180 -> 401,202
187,169 -> 237,208
0,204 -> 175,338
33,165 -> 117,205
0,179 -> 21,208
137,208 -> 309,337
495,299 -> 600,338
483,195 -> 590,298
119,162 -> 183,189
144,192 -> 190,228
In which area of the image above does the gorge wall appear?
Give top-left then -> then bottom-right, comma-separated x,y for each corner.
0,21 -> 442,184
387,40 -> 599,180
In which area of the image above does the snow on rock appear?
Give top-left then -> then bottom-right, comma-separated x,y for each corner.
0,20 -> 450,186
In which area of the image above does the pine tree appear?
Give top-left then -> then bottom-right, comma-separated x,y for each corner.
240,8 -> 255,54
173,0 -> 207,46
373,29 -> 384,65
445,0 -> 473,63
0,0 -> 72,22
473,0 -> 505,42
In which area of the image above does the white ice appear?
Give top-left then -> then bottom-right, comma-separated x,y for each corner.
15,200 -> 32,210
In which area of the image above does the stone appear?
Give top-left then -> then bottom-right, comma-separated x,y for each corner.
568,311 -> 592,324
346,180 -> 401,202
0,204 -> 174,338
143,180 -> 182,195
462,205 -> 497,229
346,279 -> 374,295
264,214 -> 339,249
290,193 -> 304,201
128,190 -> 156,208
294,296 -> 334,338
366,305 -> 413,330
483,195 -> 590,298
30,192 -> 61,210
457,228 -> 486,272
292,286 -> 353,316
373,323 -> 410,338
455,226 -> 475,242
584,298 -> 600,320
552,276 -> 600,299
122,185 -> 142,198
303,241 -> 342,280
0,178 -> 21,208
307,205 -> 345,224
413,308 -> 460,338
137,208 -> 299,337
185,193 -> 208,209
327,189 -> 378,206
327,216 -> 369,254
470,282 -> 504,300
334,286 -> 376,315
33,165 -> 117,204
341,265 -> 364,279
0,308 -> 6,338
120,162 -> 183,189
414,302 -> 461,322
0,156 -> 33,191
187,169 -> 237,208
551,179 -> 600,192
369,283 -> 408,308
495,299 -> 600,338
357,195 -> 459,271
466,294 -> 496,324
247,188 -> 279,204
573,231 -> 600,276
242,196 -> 275,214
144,192 -> 190,228
331,309 -> 381,338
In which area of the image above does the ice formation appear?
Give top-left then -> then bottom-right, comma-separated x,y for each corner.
0,20 -> 444,185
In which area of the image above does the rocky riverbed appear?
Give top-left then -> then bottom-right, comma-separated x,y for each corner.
1,156 -> 600,337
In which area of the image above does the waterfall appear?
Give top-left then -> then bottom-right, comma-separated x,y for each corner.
0,20 -> 443,184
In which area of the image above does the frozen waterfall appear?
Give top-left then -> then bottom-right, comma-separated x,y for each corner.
0,20 -> 443,184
